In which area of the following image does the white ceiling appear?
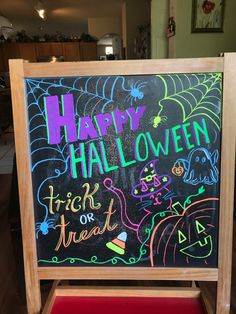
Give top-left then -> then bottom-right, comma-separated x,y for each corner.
0,0 -> 123,36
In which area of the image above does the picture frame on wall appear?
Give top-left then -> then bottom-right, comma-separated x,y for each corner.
192,0 -> 225,33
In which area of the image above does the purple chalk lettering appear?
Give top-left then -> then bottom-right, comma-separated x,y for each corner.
127,106 -> 146,130
95,113 -> 113,136
79,117 -> 99,140
45,94 -> 77,145
112,109 -> 129,134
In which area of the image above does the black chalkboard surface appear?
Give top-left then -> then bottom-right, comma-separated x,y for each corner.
25,73 -> 222,268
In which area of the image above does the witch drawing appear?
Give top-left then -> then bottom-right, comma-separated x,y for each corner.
104,160 -> 178,245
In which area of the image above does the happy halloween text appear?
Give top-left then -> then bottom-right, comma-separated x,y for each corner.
44,93 -> 210,179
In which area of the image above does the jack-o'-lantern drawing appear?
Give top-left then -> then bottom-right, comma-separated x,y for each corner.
150,198 -> 218,267
171,161 -> 185,177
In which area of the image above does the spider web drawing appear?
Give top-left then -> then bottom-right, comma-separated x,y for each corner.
26,75 -> 147,173
155,73 -> 222,130
25,75 -> 148,242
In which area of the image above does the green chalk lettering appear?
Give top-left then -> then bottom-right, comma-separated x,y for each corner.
193,118 -> 210,146
146,130 -> 169,157
171,125 -> 183,153
44,97 -> 50,144
100,141 -> 119,172
69,143 -> 88,179
116,137 -> 136,167
88,142 -> 104,177
182,122 -> 195,149
135,133 -> 149,161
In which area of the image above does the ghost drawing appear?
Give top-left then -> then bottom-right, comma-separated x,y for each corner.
173,147 -> 219,185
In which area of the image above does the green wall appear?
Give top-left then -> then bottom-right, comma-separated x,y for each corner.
151,0 -> 236,58
175,0 -> 236,57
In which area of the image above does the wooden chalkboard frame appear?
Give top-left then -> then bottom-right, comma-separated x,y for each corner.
9,55 -> 236,314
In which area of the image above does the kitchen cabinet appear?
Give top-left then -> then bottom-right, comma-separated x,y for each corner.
0,42 -> 97,71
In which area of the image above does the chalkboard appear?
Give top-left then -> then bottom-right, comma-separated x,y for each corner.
25,73 -> 221,268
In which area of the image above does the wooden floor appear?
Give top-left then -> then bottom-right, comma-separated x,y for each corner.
0,173 -> 235,314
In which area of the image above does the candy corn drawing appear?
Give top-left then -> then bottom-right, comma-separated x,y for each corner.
106,232 -> 127,255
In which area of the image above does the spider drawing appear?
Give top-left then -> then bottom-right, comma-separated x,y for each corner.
151,114 -> 168,128
35,218 -> 56,239
124,81 -> 147,105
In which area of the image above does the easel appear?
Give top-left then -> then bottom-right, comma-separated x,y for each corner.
9,54 -> 236,314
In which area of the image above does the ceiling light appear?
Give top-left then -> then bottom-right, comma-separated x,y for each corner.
35,1 -> 47,20
37,9 -> 46,20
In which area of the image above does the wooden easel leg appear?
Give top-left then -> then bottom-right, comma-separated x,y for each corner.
216,53 -> 236,313
25,277 -> 41,314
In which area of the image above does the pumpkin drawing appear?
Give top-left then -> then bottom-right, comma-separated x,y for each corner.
171,162 -> 184,177
149,198 -> 219,267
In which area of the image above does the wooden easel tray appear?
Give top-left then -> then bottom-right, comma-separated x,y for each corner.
43,286 -> 206,314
